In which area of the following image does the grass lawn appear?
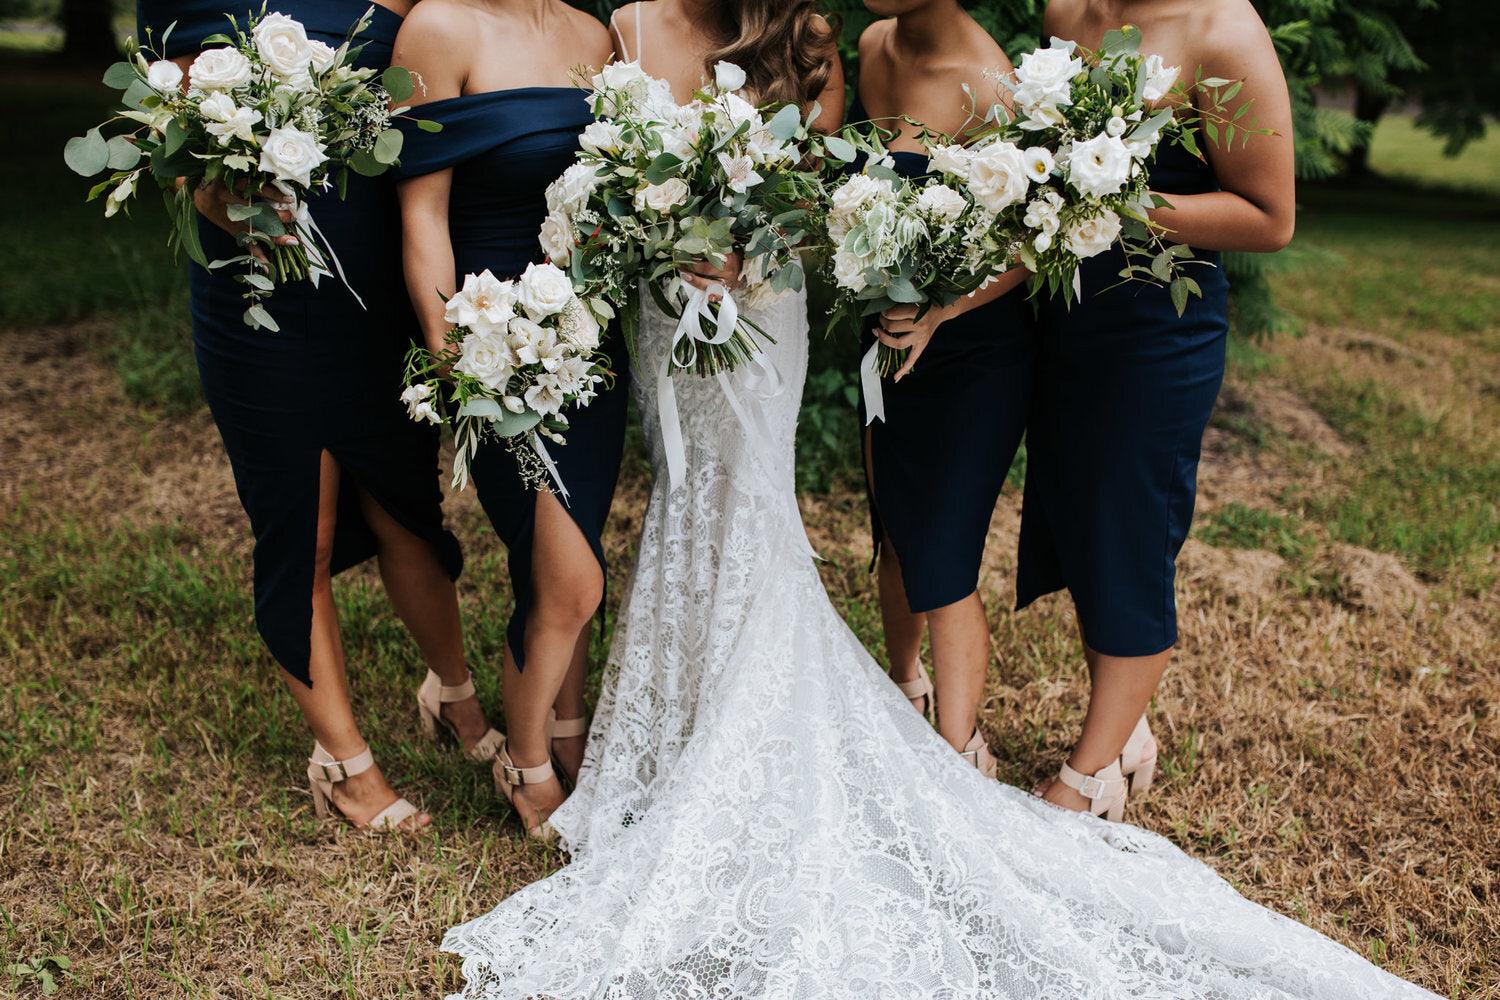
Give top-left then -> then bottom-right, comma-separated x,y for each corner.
1,71 -> 1496,1000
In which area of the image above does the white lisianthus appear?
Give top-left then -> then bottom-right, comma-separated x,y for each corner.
1065,133 -> 1133,199
453,332 -> 515,390
714,61 -> 747,92
915,184 -> 968,222
507,316 -> 556,366
1013,40 -> 1083,110
660,124 -> 696,160
1023,146 -> 1056,183
1141,54 -> 1180,103
556,298 -> 602,351
717,152 -> 762,194
258,125 -> 327,187
1017,104 -> 1066,132
927,144 -> 972,180
635,177 -> 690,213
1063,210 -> 1122,258
524,375 -> 566,416
445,270 -> 516,335
579,120 -> 625,155
253,12 -> 315,81
307,39 -> 338,73
1106,115 -> 1127,137
200,92 -> 264,145
146,60 -> 183,92
545,162 -> 602,214
538,210 -> 575,264
965,140 -> 1031,212
188,47 -> 253,91
516,261 -> 575,319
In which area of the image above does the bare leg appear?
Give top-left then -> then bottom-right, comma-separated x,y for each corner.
280,452 -> 429,829
926,592 -> 992,753
865,427 -> 926,690
1040,626 -> 1169,811
355,488 -> 489,747
550,631 -> 591,785
503,490 -> 602,829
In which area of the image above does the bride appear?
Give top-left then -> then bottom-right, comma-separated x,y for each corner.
441,2 -> 1439,997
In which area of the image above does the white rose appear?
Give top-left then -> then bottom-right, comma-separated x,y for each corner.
579,120 -> 625,155
1065,133 -> 1133,199
717,152 -> 762,194
1141,53 -> 1180,103
660,124 -> 696,161
253,12 -> 314,81
206,105 -> 263,145
714,61 -> 747,92
634,177 -> 690,213
831,246 -> 870,292
516,261 -> 575,319
721,92 -> 759,128
146,59 -> 183,92
545,162 -> 602,214
597,60 -> 647,92
188,47 -> 252,91
926,144 -> 972,180
556,298 -> 602,352
915,184 -> 968,222
445,270 -> 517,335
307,39 -> 338,73
965,140 -> 1031,212
453,332 -> 514,391
1023,146 -> 1056,183
538,210 -> 575,264
1013,40 -> 1083,110
829,173 -> 890,217
1063,210 -> 1122,259
258,125 -> 327,188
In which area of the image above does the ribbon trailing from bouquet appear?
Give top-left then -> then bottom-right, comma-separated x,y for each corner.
860,343 -> 885,426
275,182 -> 365,310
529,430 -> 571,505
455,398 -> 570,503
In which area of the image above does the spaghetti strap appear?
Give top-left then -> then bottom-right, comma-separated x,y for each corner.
611,3 -> 643,63
635,2 -> 644,61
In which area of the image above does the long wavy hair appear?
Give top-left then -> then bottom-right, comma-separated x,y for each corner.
696,1 -> 837,106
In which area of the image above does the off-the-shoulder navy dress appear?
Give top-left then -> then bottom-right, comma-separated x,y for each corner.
852,99 -> 1038,613
137,0 -> 462,685
1015,141 -> 1230,656
394,89 -> 630,669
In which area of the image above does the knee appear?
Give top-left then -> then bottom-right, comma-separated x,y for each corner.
312,518 -> 337,580
531,569 -> 604,633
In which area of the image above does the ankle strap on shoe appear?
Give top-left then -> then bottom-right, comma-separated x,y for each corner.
497,754 -> 555,787
550,715 -> 588,740
308,743 -> 375,784
1057,762 -> 1125,802
894,673 -> 933,701
428,669 -> 476,703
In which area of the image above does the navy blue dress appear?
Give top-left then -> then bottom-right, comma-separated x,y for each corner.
137,0 -> 463,686
1015,141 -> 1230,656
394,89 -> 630,669
852,101 -> 1038,613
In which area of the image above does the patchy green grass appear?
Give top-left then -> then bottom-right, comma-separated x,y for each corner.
1196,502 -> 1313,561
1368,114 -> 1500,196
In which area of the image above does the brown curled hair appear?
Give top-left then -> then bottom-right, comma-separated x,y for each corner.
698,1 -> 838,107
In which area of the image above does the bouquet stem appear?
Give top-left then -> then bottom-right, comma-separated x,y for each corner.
875,343 -> 909,379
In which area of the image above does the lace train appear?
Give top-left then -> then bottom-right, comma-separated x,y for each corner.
441,287 -> 1437,1000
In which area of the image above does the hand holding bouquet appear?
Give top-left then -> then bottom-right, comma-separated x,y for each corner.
64,4 -> 438,331
401,266 -> 615,494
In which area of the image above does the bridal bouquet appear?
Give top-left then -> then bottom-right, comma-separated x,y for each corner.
964,26 -> 1266,311
63,5 -> 436,331
401,266 -> 615,494
542,59 -> 853,378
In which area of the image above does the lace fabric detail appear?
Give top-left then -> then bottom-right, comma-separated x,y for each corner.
441,288 -> 1438,1000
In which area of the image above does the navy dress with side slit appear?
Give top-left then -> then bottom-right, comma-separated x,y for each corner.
1015,141 -> 1230,656
852,98 -> 1038,612
137,0 -> 462,685
394,89 -> 630,669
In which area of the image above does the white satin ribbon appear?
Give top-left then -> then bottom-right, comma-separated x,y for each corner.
1072,267 -> 1083,303
529,430 -> 571,506
274,182 -> 365,310
861,342 -> 885,426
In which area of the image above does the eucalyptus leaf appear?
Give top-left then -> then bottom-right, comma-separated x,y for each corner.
459,400 -> 541,438
381,66 -> 415,103
372,128 -> 403,165
245,304 -> 280,331
824,134 -> 856,162
105,135 -> 141,170
225,202 -> 258,222
102,61 -> 138,89
767,103 -> 802,143
63,129 -> 110,177
416,118 -> 444,133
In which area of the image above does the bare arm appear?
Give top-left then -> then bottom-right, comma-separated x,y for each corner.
1150,8 -> 1296,253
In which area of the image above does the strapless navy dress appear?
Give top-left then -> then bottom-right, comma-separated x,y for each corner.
852,101 -> 1038,612
395,89 -> 630,669
137,0 -> 462,685
1015,142 -> 1230,656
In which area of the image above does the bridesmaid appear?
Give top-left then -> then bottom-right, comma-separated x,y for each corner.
136,0 -> 480,831
393,0 -> 630,840
854,0 -> 1036,774
1017,0 -> 1295,818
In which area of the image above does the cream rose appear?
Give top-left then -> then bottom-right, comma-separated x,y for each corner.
714,61 -> 747,92
831,246 -> 870,293
538,210 -> 575,265
516,262 -> 574,319
545,162 -> 602,215
635,177 -> 690,213
1013,40 -> 1083,110
1066,133 -> 1133,199
445,270 -> 516,336
189,47 -> 253,91
1064,210 -> 1122,259
965,140 -> 1031,212
915,184 -> 968,222
579,120 -> 625,155
258,125 -> 327,187
146,59 -> 183,92
454,332 -> 515,391
253,12 -> 314,81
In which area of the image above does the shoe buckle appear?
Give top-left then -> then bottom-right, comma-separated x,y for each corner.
1077,775 -> 1106,800
316,760 -> 349,784
499,763 -> 525,786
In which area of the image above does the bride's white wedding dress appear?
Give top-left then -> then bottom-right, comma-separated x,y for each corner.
441,285 -> 1437,999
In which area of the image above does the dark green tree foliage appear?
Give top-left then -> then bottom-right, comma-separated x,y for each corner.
1386,0 -> 1498,154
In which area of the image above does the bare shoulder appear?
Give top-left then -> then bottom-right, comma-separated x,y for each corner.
561,1 -> 613,64
391,0 -> 477,98
1041,0 -> 1085,39
394,0 -> 477,50
1190,0 -> 1275,65
857,18 -> 893,74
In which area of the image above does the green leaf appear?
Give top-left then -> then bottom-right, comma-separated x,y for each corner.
177,200 -> 209,267
767,103 -> 802,143
382,66 -> 415,103
1150,252 -> 1172,282
103,61 -> 138,89
348,148 -> 385,176
372,128 -> 403,165
415,118 -> 444,133
122,78 -> 154,111
225,202 -> 258,222
824,134 -> 856,162
105,135 -> 141,170
164,118 -> 187,156
458,399 -> 541,437
1169,277 -> 1189,316
244,304 -> 280,331
643,153 -> 683,185
885,276 -> 921,303
64,129 -> 110,176
241,272 -> 275,290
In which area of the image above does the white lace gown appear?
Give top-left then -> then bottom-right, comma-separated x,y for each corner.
442,288 -> 1438,1000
